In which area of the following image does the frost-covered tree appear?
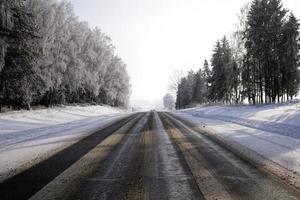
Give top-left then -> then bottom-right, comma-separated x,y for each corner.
163,93 -> 175,110
100,56 -> 130,107
0,0 -> 41,110
0,0 -> 130,110
168,70 -> 185,96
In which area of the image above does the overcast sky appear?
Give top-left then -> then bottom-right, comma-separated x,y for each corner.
70,0 -> 300,107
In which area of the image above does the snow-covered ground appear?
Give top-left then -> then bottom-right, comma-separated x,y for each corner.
174,102 -> 300,175
0,105 -> 127,134
0,105 -> 129,181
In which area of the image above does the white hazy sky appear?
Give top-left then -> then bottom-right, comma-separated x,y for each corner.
70,0 -> 300,107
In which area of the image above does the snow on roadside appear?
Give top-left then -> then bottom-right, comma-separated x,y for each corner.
0,105 -> 127,134
0,105 -> 130,181
174,103 -> 300,174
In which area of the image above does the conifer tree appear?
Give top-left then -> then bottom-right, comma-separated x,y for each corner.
210,40 -> 223,102
193,69 -> 205,104
281,13 -> 300,100
202,59 -> 212,102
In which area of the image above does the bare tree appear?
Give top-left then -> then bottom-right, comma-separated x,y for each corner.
163,93 -> 175,110
168,70 -> 185,96
231,2 -> 250,62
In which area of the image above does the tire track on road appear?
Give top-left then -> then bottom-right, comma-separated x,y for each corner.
0,113 -> 141,200
160,112 -> 300,200
170,112 -> 300,192
70,113 -> 151,200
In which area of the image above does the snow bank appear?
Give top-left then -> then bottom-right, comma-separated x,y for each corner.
179,103 -> 300,139
174,103 -> 300,174
0,105 -> 129,181
0,105 -> 127,134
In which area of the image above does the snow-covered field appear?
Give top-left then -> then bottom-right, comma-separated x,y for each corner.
174,102 -> 300,175
0,105 -> 129,181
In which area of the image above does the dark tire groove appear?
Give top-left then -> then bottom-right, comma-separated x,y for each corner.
0,113 -> 140,200
161,113 -> 252,199
71,113 -> 151,200
158,113 -> 207,200
142,112 -> 170,200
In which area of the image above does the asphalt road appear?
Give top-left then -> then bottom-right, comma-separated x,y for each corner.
1,111 -> 300,200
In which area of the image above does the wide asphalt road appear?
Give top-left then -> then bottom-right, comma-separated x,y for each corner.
1,111 -> 300,200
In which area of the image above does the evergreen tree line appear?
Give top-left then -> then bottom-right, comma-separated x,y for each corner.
175,0 -> 299,109
0,0 -> 130,111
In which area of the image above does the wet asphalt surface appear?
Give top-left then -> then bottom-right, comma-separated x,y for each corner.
1,111 -> 300,200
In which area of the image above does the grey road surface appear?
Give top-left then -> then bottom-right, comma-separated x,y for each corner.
1,111 -> 300,200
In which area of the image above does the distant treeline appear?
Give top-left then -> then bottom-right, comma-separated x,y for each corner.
0,0 -> 130,111
175,0 -> 299,109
